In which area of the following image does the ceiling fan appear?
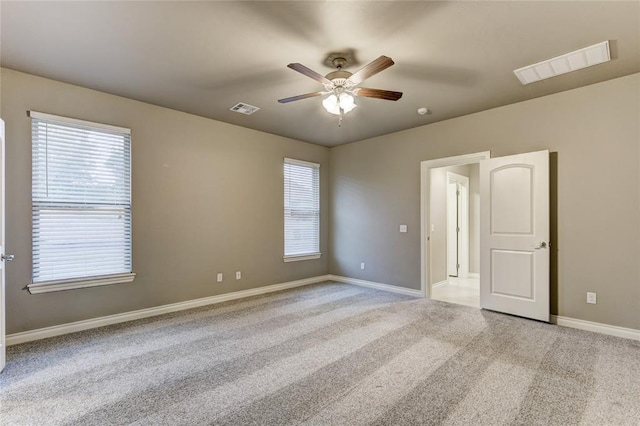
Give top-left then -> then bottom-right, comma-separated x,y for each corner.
278,54 -> 403,124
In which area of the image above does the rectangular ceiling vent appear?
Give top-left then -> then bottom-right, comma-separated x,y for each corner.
513,41 -> 610,85
230,102 -> 260,115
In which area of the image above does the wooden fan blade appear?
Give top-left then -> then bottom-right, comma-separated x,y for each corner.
347,56 -> 395,85
287,63 -> 332,85
278,91 -> 325,104
354,87 -> 403,101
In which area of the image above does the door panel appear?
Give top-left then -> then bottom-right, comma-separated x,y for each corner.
490,250 -> 534,299
490,166 -> 533,235
480,150 -> 549,322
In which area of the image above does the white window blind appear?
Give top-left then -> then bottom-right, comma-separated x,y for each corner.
30,111 -> 132,284
284,158 -> 320,258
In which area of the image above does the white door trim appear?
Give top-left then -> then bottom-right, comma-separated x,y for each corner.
0,119 -> 5,372
420,151 -> 491,298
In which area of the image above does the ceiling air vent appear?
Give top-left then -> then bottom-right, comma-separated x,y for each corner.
230,102 -> 260,115
513,41 -> 610,85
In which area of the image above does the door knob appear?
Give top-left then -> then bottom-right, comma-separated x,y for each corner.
533,242 -> 547,250
1,254 -> 14,261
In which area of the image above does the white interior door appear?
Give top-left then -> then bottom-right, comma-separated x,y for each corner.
480,150 -> 549,322
447,172 -> 469,278
458,183 -> 469,278
0,119 -> 6,372
446,180 -> 459,277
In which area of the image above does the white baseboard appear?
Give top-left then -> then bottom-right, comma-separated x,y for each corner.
329,275 -> 423,298
7,274 -> 331,346
467,273 -> 479,279
330,276 -> 639,341
431,280 -> 448,289
11,275 -> 636,345
551,315 -> 640,341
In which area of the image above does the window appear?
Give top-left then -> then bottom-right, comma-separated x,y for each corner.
283,158 -> 321,261
28,111 -> 134,293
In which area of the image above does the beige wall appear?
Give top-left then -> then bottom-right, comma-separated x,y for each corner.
2,68 -> 639,334
330,73 -> 640,330
1,68 -> 330,334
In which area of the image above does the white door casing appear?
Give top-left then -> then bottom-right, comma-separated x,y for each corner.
480,150 -> 550,322
0,119 -> 6,372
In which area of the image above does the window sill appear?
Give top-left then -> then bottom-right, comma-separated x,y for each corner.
27,273 -> 136,294
283,253 -> 322,263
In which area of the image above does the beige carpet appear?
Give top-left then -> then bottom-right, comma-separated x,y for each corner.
1,281 -> 639,425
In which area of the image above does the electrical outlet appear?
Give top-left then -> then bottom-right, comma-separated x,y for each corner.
236,271 -> 241,280
360,262 -> 365,270
217,273 -> 223,282
587,292 -> 597,304
399,224 -> 407,233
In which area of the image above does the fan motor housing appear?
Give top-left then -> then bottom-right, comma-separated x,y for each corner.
325,70 -> 352,82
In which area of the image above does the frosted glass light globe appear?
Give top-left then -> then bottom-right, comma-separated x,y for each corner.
322,93 -> 357,115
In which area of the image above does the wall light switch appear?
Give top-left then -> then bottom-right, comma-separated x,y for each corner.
431,224 -> 435,232
217,273 -> 223,282
360,262 -> 365,270
399,225 -> 407,233
235,271 -> 241,280
587,292 -> 597,304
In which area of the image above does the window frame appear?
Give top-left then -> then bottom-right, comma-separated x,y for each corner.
283,157 -> 321,262
27,111 -> 135,294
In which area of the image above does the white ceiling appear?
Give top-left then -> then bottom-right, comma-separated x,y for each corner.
2,1 -> 639,146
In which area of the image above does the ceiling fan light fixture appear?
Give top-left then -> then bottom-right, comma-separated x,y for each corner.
339,93 -> 357,113
322,95 -> 339,115
322,93 -> 356,115
279,55 -> 400,123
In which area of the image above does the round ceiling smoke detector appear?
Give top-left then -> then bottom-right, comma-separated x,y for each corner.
417,107 -> 431,115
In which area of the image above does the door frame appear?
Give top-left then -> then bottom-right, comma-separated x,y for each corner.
420,151 -> 490,298
0,119 -> 5,372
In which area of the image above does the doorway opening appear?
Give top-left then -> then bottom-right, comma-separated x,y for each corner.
420,151 -> 490,308
421,150 -> 550,321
